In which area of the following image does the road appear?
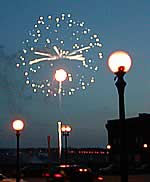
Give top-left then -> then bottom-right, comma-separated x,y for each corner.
104,175 -> 150,182
24,178 -> 46,182
24,175 -> 150,182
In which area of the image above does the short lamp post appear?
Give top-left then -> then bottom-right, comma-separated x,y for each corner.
61,125 -> 72,163
12,119 -> 25,182
108,50 -> 132,182
106,144 -> 112,163
143,143 -> 148,163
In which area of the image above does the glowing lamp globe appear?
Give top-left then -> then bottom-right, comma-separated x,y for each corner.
106,144 -> 111,150
61,125 -> 66,132
108,50 -> 132,73
66,125 -> 72,132
12,120 -> 24,131
55,69 -> 67,82
143,144 -> 148,148
61,125 -> 72,132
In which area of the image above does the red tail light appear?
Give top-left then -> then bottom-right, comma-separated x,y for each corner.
97,176 -> 104,181
42,172 -> 50,177
54,173 -> 63,178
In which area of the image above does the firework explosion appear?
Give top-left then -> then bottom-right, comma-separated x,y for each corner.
17,13 -> 103,97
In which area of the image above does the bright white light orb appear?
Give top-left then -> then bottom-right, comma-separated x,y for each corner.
106,144 -> 111,150
55,69 -> 67,82
108,50 -> 132,73
12,120 -> 25,131
61,125 -> 66,132
66,125 -> 72,132
143,143 -> 148,148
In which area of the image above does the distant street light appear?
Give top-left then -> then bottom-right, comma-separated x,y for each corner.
106,144 -> 111,150
108,50 -> 132,182
143,143 -> 148,148
61,125 -> 72,163
12,119 -> 25,182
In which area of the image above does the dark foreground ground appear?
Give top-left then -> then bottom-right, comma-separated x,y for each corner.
104,175 -> 150,182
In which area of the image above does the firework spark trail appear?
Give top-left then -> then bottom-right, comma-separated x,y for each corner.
29,48 -> 87,65
29,57 -> 59,65
59,89 -> 62,112
58,81 -> 62,94
68,46 -> 91,56
64,54 -> 85,61
34,51 -> 53,57
53,46 -> 60,55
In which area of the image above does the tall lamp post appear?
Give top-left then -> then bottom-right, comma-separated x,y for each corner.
12,119 -> 25,182
57,121 -> 62,161
61,125 -> 72,163
108,50 -> 132,182
55,68 -> 67,95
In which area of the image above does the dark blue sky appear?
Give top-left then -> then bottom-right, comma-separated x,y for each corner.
0,0 -> 149,148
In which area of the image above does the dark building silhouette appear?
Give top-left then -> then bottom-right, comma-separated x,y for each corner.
106,113 -> 150,164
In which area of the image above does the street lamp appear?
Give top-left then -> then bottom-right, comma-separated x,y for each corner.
55,69 -> 67,109
61,125 -> 72,163
57,121 -> 62,161
12,119 -> 25,182
106,144 -> 112,163
108,50 -> 132,182
142,143 -> 148,163
55,69 -> 67,94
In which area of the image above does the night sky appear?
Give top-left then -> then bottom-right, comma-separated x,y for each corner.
0,0 -> 149,148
